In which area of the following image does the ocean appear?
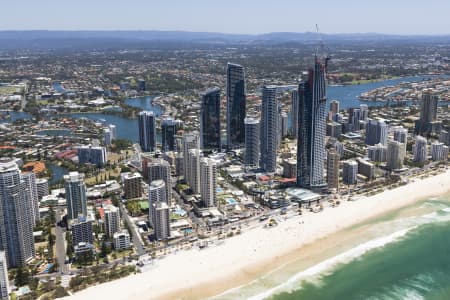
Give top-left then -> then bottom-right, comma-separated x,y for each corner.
214,194 -> 450,300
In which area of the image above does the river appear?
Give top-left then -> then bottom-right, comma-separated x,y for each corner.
2,75 -> 448,142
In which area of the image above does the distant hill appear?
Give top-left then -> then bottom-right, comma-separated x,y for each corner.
0,30 -> 449,49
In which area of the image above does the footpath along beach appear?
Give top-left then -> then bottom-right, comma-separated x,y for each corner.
65,169 -> 450,300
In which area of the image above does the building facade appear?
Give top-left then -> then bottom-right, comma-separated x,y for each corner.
327,149 -> 340,190
0,159 -> 35,268
226,63 -> 246,149
244,117 -> 260,167
138,111 -> 156,152
297,57 -> 328,189
200,158 -> 217,208
260,86 -> 279,173
65,172 -> 87,220
122,172 -> 142,200
200,88 -> 221,151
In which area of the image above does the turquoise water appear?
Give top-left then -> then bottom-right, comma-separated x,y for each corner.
213,196 -> 450,300
271,221 -> 450,300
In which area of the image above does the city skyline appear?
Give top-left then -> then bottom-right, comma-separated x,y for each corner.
1,1 -> 450,35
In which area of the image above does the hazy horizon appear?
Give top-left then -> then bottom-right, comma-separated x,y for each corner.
2,0 -> 450,35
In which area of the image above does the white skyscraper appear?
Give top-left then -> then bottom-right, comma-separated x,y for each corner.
0,159 -> 35,267
200,158 -> 217,208
21,172 -> 40,225
387,140 -> 405,170
153,202 -> 170,240
103,205 -> 120,239
148,180 -> 167,227
188,149 -> 202,194
64,172 -> 87,220
182,132 -> 200,183
148,180 -> 170,240
0,252 -> 9,300
431,142 -> 449,161
413,136 -> 428,163
147,159 -> 172,205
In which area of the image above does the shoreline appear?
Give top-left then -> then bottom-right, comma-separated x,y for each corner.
65,169 -> 450,300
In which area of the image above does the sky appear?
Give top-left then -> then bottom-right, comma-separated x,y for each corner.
1,0 -> 450,35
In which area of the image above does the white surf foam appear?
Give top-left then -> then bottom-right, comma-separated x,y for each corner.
247,226 -> 416,300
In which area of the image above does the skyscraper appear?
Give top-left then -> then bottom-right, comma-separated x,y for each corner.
161,117 -> 177,152
77,145 -> 108,167
200,88 -> 221,151
413,136 -> 428,163
359,104 -> 369,122
342,160 -> 358,185
416,89 -> 438,134
327,149 -> 340,190
244,117 -> 260,167
0,159 -> 35,268
103,205 -> 120,239
200,158 -> 217,208
393,127 -> 408,152
138,111 -> 156,152
153,202 -> 170,240
387,140 -> 405,170
64,172 -> 87,220
348,108 -> 363,132
291,90 -> 299,137
0,252 -> 9,300
147,159 -> 172,205
226,63 -> 246,149
431,142 -> 449,161
365,119 -> 388,146
297,56 -> 328,188
187,149 -> 202,194
21,172 -> 40,225
148,180 -> 167,232
182,132 -> 200,182
121,172 -> 142,200
330,99 -> 340,115
260,86 -> 278,173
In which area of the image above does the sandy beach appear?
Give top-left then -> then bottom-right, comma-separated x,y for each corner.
65,170 -> 450,300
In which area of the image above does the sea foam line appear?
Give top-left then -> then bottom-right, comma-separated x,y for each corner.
247,226 -> 416,300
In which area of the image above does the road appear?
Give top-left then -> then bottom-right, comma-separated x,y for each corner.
55,208 -> 68,274
119,202 -> 146,256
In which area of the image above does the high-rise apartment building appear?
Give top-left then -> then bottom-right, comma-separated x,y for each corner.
65,172 -> 87,220
297,56 -> 328,188
226,63 -> 246,149
200,88 -> 221,151
0,159 -> 35,268
413,136 -> 428,163
121,172 -> 142,200
138,111 -> 156,152
365,119 -> 388,146
200,158 -> 217,208
244,117 -> 260,167
260,86 -> 278,173
327,149 -> 340,190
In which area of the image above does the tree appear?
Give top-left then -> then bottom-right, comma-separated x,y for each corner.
15,267 -> 31,287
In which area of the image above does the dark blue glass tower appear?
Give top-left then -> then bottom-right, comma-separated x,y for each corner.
201,88 -> 221,151
226,63 -> 246,149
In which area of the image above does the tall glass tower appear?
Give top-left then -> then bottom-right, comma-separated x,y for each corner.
138,111 -> 156,152
297,56 -> 329,188
226,63 -> 246,149
200,88 -> 221,151
260,86 -> 278,173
